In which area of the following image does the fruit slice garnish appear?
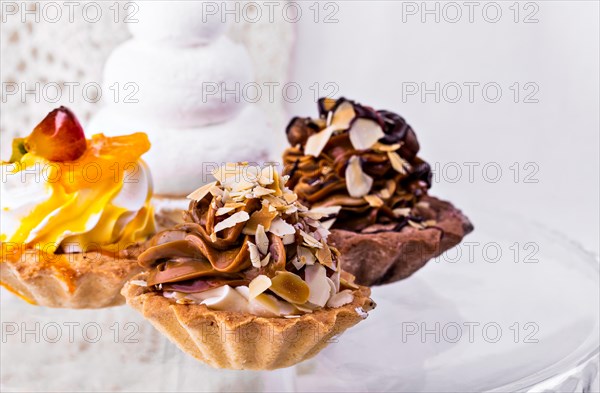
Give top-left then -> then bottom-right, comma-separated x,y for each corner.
24,106 -> 87,162
9,138 -> 27,162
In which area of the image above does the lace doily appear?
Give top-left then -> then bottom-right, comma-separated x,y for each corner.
0,1 -> 293,156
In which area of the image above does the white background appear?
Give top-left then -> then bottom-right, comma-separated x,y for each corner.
290,1 -> 599,253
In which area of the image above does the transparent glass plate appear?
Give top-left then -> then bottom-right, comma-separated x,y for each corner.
1,205 -> 598,392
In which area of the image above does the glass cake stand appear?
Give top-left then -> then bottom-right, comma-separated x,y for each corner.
1,205 -> 598,392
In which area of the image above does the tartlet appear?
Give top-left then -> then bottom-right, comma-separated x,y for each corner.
283,98 -> 473,286
123,163 -> 375,370
0,107 -> 155,308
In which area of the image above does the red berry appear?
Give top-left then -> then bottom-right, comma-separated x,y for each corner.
25,106 -> 87,162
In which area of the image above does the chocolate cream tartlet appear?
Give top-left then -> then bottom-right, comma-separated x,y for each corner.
283,98 -> 473,286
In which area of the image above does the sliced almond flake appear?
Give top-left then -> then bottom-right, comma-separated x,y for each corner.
327,290 -> 354,308
340,274 -> 359,290
252,293 -> 281,315
249,275 -> 272,299
213,211 -> 250,233
423,219 -> 437,227
315,240 -> 333,268
228,190 -> 247,198
282,233 -> 296,245
393,207 -> 412,217
283,192 -> 298,204
388,151 -> 411,175
331,269 -> 341,292
285,205 -> 299,215
271,169 -> 284,197
300,230 -> 323,249
315,226 -> 331,240
247,241 -> 262,268
255,224 -> 269,255
258,166 -> 276,186
269,217 -> 296,237
348,118 -> 385,150
263,195 -> 286,209
224,202 -> 246,209
216,206 -> 236,216
332,101 -> 356,128
260,252 -> 271,267
209,185 -> 223,197
186,181 -> 218,201
242,205 -> 279,235
386,179 -> 397,195
345,155 -> 374,198
212,163 -> 241,185
253,185 -> 275,198
294,303 -> 317,313
231,178 -> 257,193
373,142 -> 402,152
326,109 -> 333,126
270,272 -> 310,304
379,188 -> 391,199
321,218 -> 337,230
304,126 -> 337,157
305,264 -> 331,307
364,194 -> 384,208
305,218 -> 321,228
326,277 -> 337,296
305,101 -> 356,157
297,246 -> 316,266
301,205 -> 342,220
408,220 -> 425,230
210,232 -> 218,242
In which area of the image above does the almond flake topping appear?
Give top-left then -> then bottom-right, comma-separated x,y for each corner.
388,151 -> 411,175
373,142 -> 402,152
305,101 -> 356,157
364,194 -> 384,208
187,181 -> 218,201
345,155 -> 374,198
297,245 -> 316,266
269,217 -> 296,237
300,230 -> 323,249
255,224 -> 269,255
393,207 -> 412,217
243,204 -> 278,235
252,185 -> 275,197
213,211 -> 249,233
348,118 -> 385,150
301,205 -> 341,220
249,275 -> 272,299
171,162 -> 360,316
247,241 -> 262,268
315,240 -> 334,268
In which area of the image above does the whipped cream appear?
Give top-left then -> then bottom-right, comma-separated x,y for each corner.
88,1 -> 275,196
128,1 -> 226,47
1,141 -> 155,251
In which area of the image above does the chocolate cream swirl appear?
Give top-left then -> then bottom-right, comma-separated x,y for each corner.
283,98 -> 432,233
137,164 -> 358,314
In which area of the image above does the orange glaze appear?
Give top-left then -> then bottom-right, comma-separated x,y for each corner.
1,132 -> 153,298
